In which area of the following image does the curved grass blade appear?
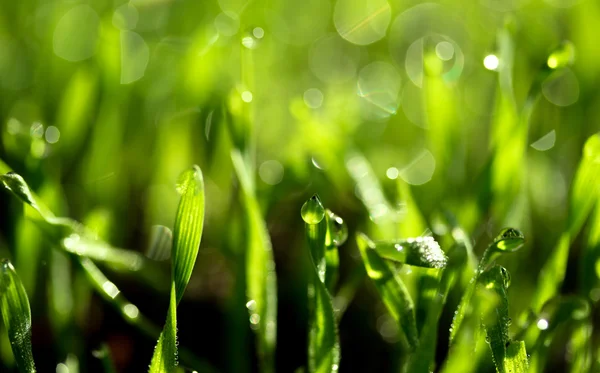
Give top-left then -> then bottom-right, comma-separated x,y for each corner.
302,195 -> 340,373
356,233 -> 418,350
172,166 -> 205,303
0,171 -> 146,271
231,150 -> 277,372
370,237 -> 447,269
150,166 -> 205,373
0,260 -> 36,373
449,228 -> 524,345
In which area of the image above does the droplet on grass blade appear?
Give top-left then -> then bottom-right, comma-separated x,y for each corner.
1,172 -> 38,209
301,195 -> 326,224
371,236 -> 447,268
327,211 -> 348,247
492,228 -> 525,253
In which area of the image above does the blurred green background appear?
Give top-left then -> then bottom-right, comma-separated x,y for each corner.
1,0 -> 600,371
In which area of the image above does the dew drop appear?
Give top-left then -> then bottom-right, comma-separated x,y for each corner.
328,211 -> 348,246
500,266 -> 511,288
301,194 -> 325,224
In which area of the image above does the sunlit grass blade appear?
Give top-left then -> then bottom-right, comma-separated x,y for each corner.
0,260 -> 36,373
149,166 -> 206,373
231,150 -> 277,372
531,133 -> 600,313
370,236 -> 447,268
450,228 -> 524,345
505,341 -> 529,373
356,232 -> 418,349
171,166 -> 205,303
302,195 -> 340,373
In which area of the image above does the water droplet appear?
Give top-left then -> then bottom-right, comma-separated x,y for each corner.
493,228 -> 525,252
246,299 -> 257,311
301,194 -> 325,224
123,303 -> 139,319
500,266 -> 511,288
537,318 -> 549,330
328,211 -> 348,246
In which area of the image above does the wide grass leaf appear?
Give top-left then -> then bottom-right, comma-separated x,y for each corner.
0,260 -> 36,373
172,166 -> 205,303
356,233 -> 418,349
150,166 -> 205,373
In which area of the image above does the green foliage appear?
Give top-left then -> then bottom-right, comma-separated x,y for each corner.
1,0 -> 600,371
0,260 -> 35,373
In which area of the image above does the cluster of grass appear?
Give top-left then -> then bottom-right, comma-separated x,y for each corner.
1,0 -> 600,372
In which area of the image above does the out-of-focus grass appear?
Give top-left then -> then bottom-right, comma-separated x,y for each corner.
1,0 -> 600,372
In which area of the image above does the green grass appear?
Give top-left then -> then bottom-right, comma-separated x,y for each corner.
1,0 -> 600,372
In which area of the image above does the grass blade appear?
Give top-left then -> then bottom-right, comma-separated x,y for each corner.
231,149 -> 277,372
0,260 -> 36,373
149,166 -> 205,373
450,228 -> 524,345
356,232 -> 418,350
0,171 -> 146,271
149,283 -> 178,373
406,242 -> 468,373
302,195 -> 340,373
370,237 -> 447,268
172,166 -> 205,303
479,265 -> 511,373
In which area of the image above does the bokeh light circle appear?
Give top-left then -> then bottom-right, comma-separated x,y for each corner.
334,0 -> 391,45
